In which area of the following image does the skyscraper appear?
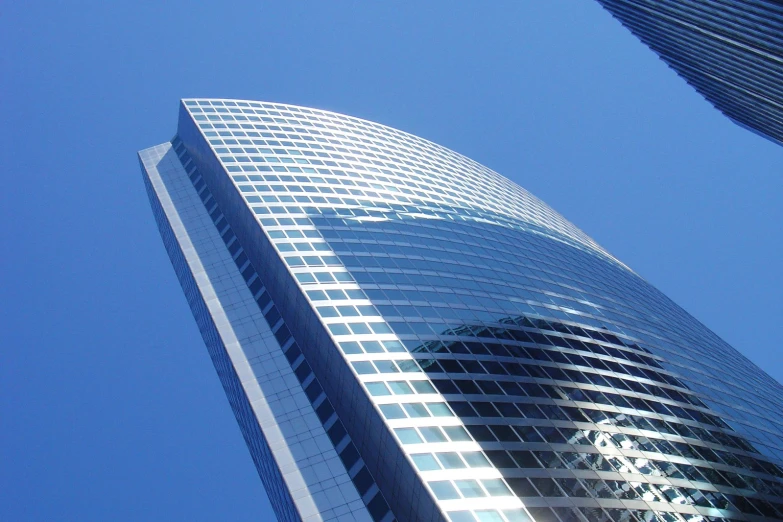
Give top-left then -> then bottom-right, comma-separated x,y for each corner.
139,99 -> 783,522
594,0 -> 783,147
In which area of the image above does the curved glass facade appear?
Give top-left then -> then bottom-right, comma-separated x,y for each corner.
594,0 -> 783,147
142,99 -> 783,522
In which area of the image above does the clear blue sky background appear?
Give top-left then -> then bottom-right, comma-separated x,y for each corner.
2,2 -> 781,521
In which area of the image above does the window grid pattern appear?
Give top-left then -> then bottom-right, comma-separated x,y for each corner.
175,99 -> 783,522
170,137 -> 395,522
142,152 -> 302,522
595,0 -> 783,147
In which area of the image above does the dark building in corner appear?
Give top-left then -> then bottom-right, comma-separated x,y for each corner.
595,0 -> 783,147
140,99 -> 783,522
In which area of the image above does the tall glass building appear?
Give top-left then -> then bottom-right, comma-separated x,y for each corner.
139,99 -> 783,522
594,0 -> 783,147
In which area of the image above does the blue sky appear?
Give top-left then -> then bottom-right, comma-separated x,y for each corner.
2,2 -> 781,521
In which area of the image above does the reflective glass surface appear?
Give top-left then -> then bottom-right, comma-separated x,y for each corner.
595,0 -> 783,148
170,99 -> 783,522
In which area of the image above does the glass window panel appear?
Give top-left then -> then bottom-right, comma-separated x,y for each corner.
388,381 -> 414,395
375,360 -> 399,373
384,340 -> 406,352
429,481 -> 460,501
317,306 -> 338,317
442,426 -> 472,443
394,428 -> 422,444
352,361 -> 376,374
427,403 -> 454,417
340,341 -> 362,354
349,323 -> 371,335
366,382 -> 391,396
337,305 -> 359,316
379,404 -> 406,419
359,341 -> 384,353
411,380 -> 437,394
435,452 -> 466,469
483,479 -> 512,497
419,427 -> 447,443
462,451 -> 492,468
447,512 -> 476,522
475,512 -> 504,522
455,479 -> 486,498
403,403 -> 431,418
295,273 -> 316,283
502,509 -> 533,522
411,453 -> 441,471
369,322 -> 392,334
